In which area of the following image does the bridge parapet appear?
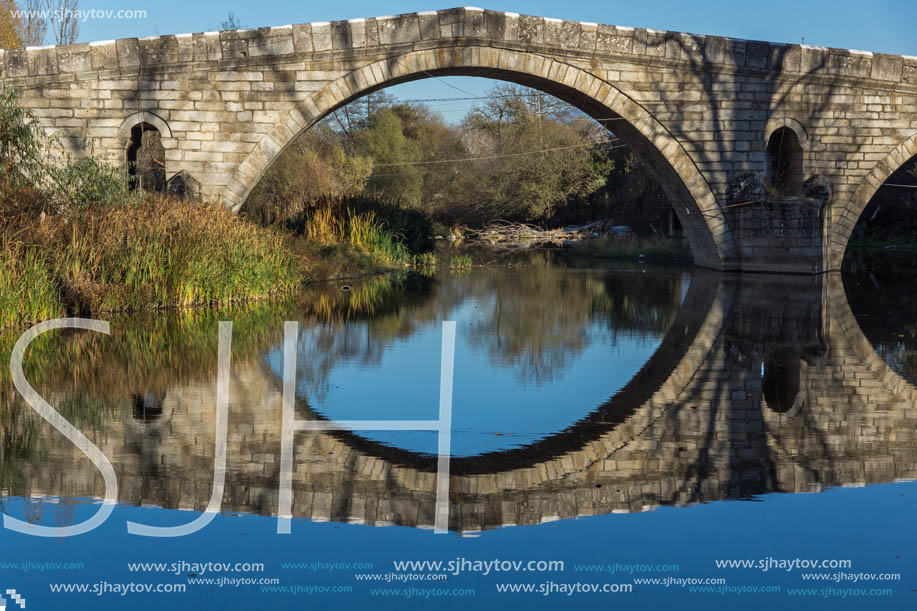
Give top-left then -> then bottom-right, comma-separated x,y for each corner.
3,8 -> 917,89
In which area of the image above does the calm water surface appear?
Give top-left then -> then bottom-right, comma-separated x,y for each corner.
0,252 -> 914,610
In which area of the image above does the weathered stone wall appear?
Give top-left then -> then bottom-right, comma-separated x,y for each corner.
723,200 -> 824,272
2,7 -> 916,271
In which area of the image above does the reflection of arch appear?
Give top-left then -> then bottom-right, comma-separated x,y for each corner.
829,273 -> 917,404
221,48 -> 737,269
15,272 -> 917,532
765,127 -> 804,196
762,347 -> 801,413
275,270 -> 728,475
131,392 -> 164,421
827,132 -> 917,270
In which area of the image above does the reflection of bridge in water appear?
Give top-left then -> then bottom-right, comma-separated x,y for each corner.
10,273 -> 917,534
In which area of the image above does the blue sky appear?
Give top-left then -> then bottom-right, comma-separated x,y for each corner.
73,0 -> 917,54
67,0 -> 917,121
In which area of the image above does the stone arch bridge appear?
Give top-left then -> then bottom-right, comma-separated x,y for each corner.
2,7 -> 917,272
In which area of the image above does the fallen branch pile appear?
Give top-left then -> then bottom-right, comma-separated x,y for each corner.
462,220 -> 628,248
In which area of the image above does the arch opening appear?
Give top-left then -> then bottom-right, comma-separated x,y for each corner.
263,268 -> 724,474
226,51 -> 735,269
323,69 -> 711,261
765,127 -> 803,197
127,122 -> 165,193
841,153 -> 917,269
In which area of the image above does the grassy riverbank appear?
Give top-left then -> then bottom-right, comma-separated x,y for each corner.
0,197 -> 407,329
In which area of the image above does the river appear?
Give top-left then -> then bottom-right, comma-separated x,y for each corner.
0,251 -> 914,609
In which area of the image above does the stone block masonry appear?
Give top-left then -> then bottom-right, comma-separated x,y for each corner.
3,7 -> 917,272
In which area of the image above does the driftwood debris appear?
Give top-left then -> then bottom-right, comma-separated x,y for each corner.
462,220 -> 630,248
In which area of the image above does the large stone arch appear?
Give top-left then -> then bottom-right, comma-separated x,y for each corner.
222,46 -> 736,269
827,131 -> 917,270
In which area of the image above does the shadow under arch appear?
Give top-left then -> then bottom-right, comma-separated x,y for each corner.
222,47 -> 736,269
827,131 -> 917,270
271,269 -> 727,476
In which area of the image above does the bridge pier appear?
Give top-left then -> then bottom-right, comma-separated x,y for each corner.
720,199 -> 825,274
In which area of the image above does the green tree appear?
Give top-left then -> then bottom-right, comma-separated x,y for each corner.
351,108 -> 423,206
461,85 -> 609,222
388,103 -> 468,218
243,124 -> 372,224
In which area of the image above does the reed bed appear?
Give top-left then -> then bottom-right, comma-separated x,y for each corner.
0,198 -> 301,328
0,245 -> 64,328
303,205 -> 410,264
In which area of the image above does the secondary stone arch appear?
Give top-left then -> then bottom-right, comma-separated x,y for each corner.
118,111 -> 172,145
223,47 -> 736,269
763,117 -> 809,151
827,131 -> 917,270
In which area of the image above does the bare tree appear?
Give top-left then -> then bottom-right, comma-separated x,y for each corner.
219,11 -> 243,31
15,0 -> 47,46
323,90 -> 395,137
41,0 -> 78,45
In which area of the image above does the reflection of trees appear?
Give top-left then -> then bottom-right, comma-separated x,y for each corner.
292,274 -> 440,401
598,272 -> 687,333
844,271 -> 917,383
466,257 -> 684,384
0,256 -> 687,477
293,253 -> 686,400
0,300 -> 296,486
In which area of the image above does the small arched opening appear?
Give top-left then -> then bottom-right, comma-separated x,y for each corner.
127,123 -> 165,192
762,347 -> 801,413
765,127 -> 804,197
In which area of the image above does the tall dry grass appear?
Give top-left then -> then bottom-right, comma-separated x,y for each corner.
0,244 -> 65,328
303,205 -> 409,263
0,197 -> 300,327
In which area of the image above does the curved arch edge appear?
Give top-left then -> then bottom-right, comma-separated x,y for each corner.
764,116 -> 809,150
827,130 -> 917,269
118,111 -> 173,144
221,47 -> 736,269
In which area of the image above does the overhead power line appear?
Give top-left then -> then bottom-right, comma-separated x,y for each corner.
372,139 -> 623,167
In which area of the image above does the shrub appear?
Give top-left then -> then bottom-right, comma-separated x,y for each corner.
301,203 -> 410,264
0,85 -> 132,216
